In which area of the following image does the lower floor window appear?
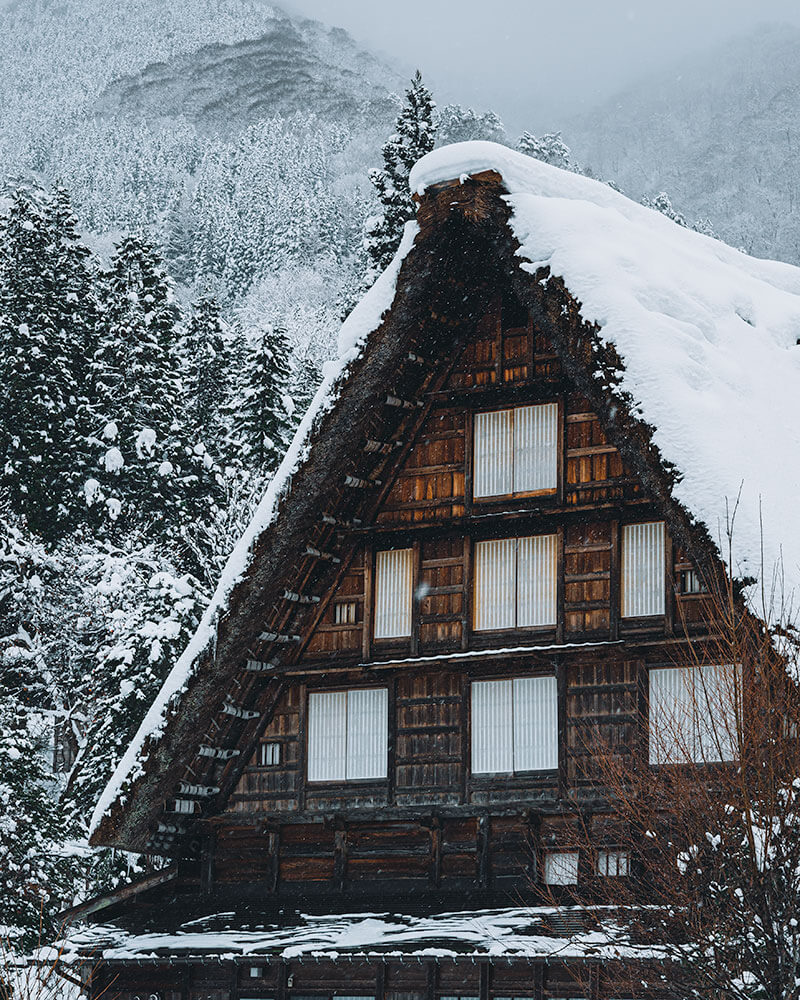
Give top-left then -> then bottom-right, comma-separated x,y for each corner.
649,663 -> 739,764
597,849 -> 630,876
543,850 -> 579,885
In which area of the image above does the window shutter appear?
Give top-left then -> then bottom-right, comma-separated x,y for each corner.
514,403 -> 558,493
346,687 -> 388,779
473,538 -> 516,631
649,666 -> 694,764
473,409 -> 513,498
513,675 -> 558,770
543,851 -> 579,885
471,679 -> 514,774
307,691 -> 347,781
622,521 -> 665,618
517,533 -> 557,627
696,663 -> 738,763
374,548 -> 413,638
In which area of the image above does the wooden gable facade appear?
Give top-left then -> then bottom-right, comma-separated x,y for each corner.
72,170 -> 732,1000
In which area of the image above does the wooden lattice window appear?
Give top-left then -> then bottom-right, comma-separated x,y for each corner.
597,849 -> 630,876
471,676 -> 558,774
621,520 -> 665,618
307,688 -> 388,782
543,850 -> 579,885
374,548 -> 413,639
649,664 -> 739,764
473,403 -> 558,499
473,534 -> 557,630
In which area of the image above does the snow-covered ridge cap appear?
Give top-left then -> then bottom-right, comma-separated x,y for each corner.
88,222 -> 420,838
413,141 -> 800,625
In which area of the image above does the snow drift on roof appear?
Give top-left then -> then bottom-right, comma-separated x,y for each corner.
48,906 -> 639,963
412,142 -> 800,625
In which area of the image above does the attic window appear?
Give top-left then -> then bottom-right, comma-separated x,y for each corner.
473,534 -> 557,631
679,568 -> 707,595
473,404 -> 558,499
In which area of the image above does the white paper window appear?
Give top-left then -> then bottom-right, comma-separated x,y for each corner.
543,851 -> 579,885
259,742 -> 280,766
307,688 -> 388,781
473,403 -> 558,499
597,850 -> 630,876
474,534 -> 557,631
374,548 -> 413,638
621,521 -> 665,618
334,601 -> 357,625
471,676 -> 558,774
649,664 -> 738,764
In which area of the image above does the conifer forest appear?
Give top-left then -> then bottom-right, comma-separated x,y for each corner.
4,2 -> 800,988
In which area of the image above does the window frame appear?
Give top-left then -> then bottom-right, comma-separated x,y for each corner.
648,663 -> 740,765
470,675 -> 559,776
471,401 -> 561,503
373,546 -> 414,641
542,850 -> 580,886
306,685 -> 390,784
472,532 -> 558,633
620,519 -> 667,620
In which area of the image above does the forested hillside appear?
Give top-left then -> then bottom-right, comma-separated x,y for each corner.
566,23 -> 800,262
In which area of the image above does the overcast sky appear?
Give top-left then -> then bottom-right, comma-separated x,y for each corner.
283,0 -> 800,133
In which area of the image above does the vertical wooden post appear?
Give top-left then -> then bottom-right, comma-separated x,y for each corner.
200,829 -> 215,896
229,961 -> 239,1000
557,655 -> 568,797
277,961 -> 288,1000
462,534 -> 473,651
375,961 -> 387,1000
426,959 -> 438,1000
479,960 -> 490,1000
533,961 -> 544,1000
297,683 -> 307,813
464,409 -> 474,518
478,812 -> 490,888
556,526 -> 565,645
411,538 -> 422,657
362,545 -> 374,662
664,528 -> 675,636
387,677 -> 397,806
557,396 -> 566,507
609,519 -> 620,641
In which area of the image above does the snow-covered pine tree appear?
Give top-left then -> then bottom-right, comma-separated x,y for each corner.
0,187 -> 85,540
517,130 -> 576,171
0,698 -> 73,951
363,71 -> 436,288
229,322 -> 293,475
435,104 -> 506,146
90,234 -> 190,536
288,353 -> 322,429
182,294 -> 229,461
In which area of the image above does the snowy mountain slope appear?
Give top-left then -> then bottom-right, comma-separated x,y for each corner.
565,23 -> 800,263
96,10 -> 399,132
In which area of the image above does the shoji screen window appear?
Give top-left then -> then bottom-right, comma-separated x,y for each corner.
473,403 -> 558,499
374,547 -> 413,639
543,851 -> 579,885
621,520 -> 666,618
473,534 -> 557,630
649,664 -> 739,764
471,676 -> 558,774
307,688 -> 389,782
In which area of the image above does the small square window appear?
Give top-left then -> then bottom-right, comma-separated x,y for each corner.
597,849 -> 630,876
543,850 -> 579,885
260,742 -> 281,767
334,601 -> 357,625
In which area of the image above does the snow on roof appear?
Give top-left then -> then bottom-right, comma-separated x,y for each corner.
93,140 -> 800,837
88,223 -> 419,837
412,142 -> 800,626
48,906 -> 643,964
